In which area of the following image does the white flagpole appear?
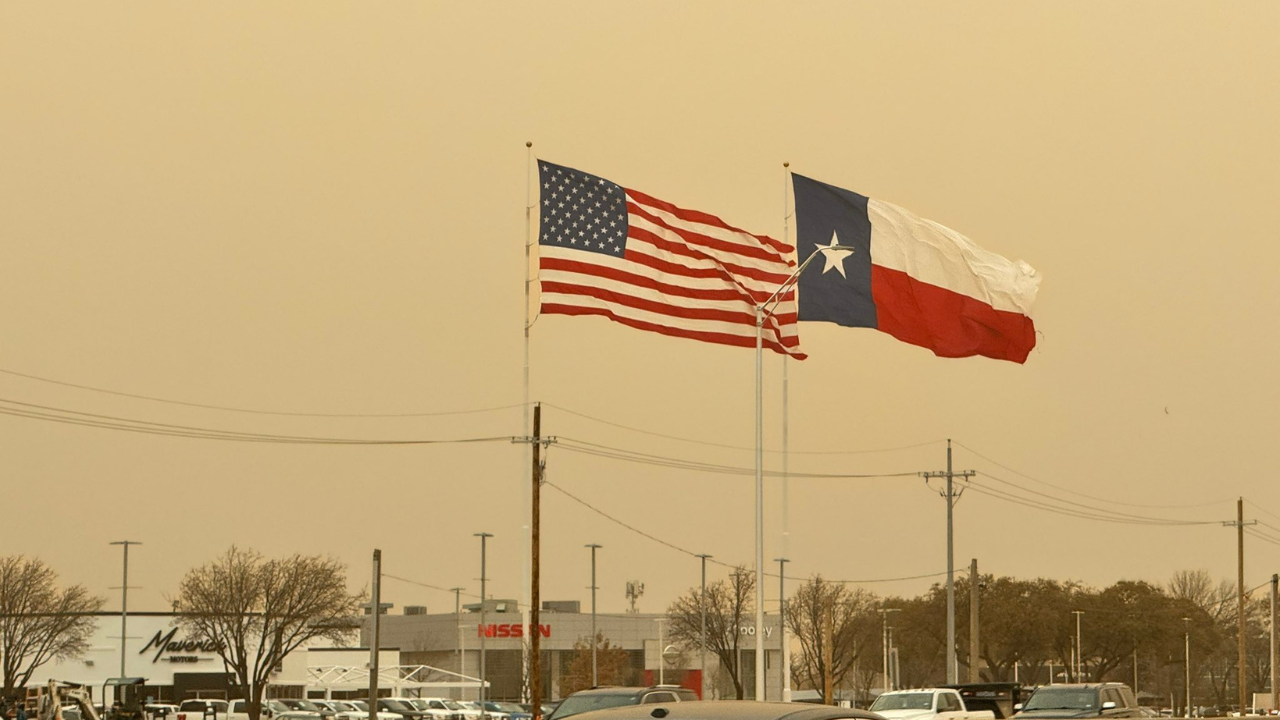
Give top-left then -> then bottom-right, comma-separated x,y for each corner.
522,141 -> 533,701
780,161 -> 792,703
754,306 -> 766,702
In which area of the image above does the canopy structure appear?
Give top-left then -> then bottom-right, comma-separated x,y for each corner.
306,665 -> 486,697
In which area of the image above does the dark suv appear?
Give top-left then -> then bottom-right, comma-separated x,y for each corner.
547,687 -> 698,720
1014,684 -> 1141,719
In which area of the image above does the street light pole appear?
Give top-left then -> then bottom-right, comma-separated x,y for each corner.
586,544 -> 602,687
696,554 -> 711,700
476,532 -> 493,704
1072,610 -> 1085,681
775,558 -> 790,702
1184,617 -> 1191,719
880,608 -> 900,693
110,540 -> 141,681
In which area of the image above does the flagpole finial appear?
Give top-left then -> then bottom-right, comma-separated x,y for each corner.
526,141 -> 533,148
783,161 -> 789,168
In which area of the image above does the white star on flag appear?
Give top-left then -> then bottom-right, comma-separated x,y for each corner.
815,231 -> 856,278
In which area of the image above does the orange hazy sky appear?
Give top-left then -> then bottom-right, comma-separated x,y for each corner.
2,1 -> 1278,616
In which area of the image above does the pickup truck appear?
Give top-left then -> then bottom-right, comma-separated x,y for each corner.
870,689 -> 998,720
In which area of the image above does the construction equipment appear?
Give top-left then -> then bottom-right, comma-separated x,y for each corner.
33,680 -> 101,720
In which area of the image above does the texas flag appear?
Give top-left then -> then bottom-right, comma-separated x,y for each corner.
793,174 -> 1040,364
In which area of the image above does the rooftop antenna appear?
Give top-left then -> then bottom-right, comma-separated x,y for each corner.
625,581 -> 645,614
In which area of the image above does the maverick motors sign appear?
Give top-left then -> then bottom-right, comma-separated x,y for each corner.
139,628 -> 224,663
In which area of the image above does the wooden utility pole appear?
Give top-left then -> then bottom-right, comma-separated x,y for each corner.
531,403 -> 543,719
1236,498 -> 1249,715
1270,574 -> 1278,715
969,558 -> 980,683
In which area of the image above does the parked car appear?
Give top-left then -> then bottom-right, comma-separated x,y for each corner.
565,701 -> 886,720
376,700 -> 432,720
870,689 -> 996,720
403,699 -> 460,720
177,699 -> 230,720
335,700 -> 403,720
279,700 -> 336,720
147,704 -> 182,720
484,703 -> 531,720
547,687 -> 699,720
1014,684 -> 1142,719
453,703 -> 487,720
228,700 -> 319,720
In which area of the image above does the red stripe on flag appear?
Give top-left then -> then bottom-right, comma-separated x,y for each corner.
542,303 -> 805,358
541,280 -> 799,332
625,188 -> 794,258
541,257 -> 757,304
626,226 -> 793,287
871,265 -> 1036,364
628,201 -> 793,266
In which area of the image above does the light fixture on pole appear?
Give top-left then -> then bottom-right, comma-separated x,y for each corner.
475,532 -> 493,704
753,240 -> 848,701
109,540 -> 141,683
586,544 -> 602,687
880,607 -> 901,692
696,554 -> 712,700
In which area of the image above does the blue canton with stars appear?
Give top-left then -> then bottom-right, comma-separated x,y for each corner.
538,161 -> 629,257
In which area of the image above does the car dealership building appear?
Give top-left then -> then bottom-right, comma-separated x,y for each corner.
23,603 -> 783,704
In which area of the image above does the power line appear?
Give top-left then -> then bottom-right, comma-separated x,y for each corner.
557,436 -> 920,479
955,440 -> 1230,511
544,402 -> 942,456
0,365 -> 524,418
542,479 -> 943,585
974,473 -> 1216,526
966,479 -> 1215,527
382,574 -> 481,599
0,397 -> 513,446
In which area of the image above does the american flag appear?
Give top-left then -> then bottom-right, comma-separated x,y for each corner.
536,160 -> 803,358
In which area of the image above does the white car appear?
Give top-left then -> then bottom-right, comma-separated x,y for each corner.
316,700 -> 400,720
457,702 -> 504,720
870,690 -> 995,720
405,700 -> 460,720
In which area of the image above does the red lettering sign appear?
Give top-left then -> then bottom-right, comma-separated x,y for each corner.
476,623 -> 551,638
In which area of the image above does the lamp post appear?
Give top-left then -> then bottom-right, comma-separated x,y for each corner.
586,544 -> 602,687
753,241 -> 849,701
1184,617 -> 1192,719
475,532 -> 493,704
1072,610 -> 1085,680
775,557 -> 790,702
696,554 -> 711,700
109,540 -> 141,682
880,608 -> 901,693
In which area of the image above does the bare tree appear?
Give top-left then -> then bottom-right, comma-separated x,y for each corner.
786,576 -> 879,698
558,632 -> 636,696
0,556 -> 104,700
666,566 -> 754,699
175,547 -> 364,720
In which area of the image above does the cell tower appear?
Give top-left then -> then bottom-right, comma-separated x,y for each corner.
625,581 -> 645,614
